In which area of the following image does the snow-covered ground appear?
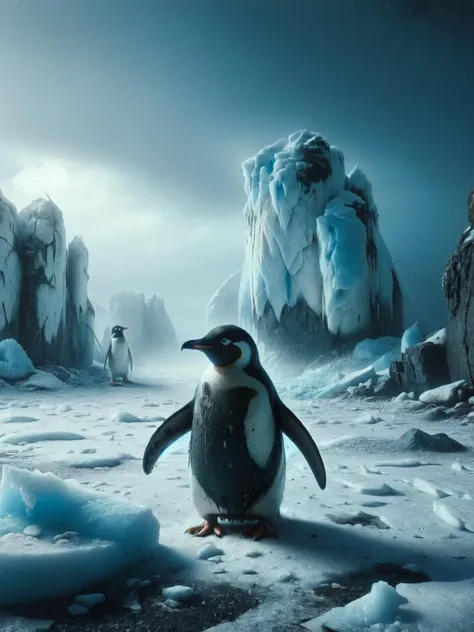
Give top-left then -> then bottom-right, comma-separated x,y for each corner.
0,358 -> 473,631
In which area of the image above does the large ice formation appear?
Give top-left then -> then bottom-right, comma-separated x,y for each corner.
109,291 -> 177,362
238,130 -> 403,360
0,193 -> 95,370
67,237 -> 95,368
16,199 -> 68,365
0,189 -> 21,340
206,269 -> 241,329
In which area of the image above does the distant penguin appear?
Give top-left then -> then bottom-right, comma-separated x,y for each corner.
142,324 -> 326,541
104,325 -> 133,386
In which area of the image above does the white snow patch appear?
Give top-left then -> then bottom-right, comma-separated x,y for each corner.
0,431 -> 85,445
419,381 -> 466,406
425,328 -> 446,346
111,411 -> 144,423
0,466 -> 159,605
413,477 -> 451,498
0,415 -> 38,424
23,372 -> 66,391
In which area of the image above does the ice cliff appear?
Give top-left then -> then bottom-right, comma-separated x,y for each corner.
206,269 -> 241,329
238,130 -> 403,360
0,193 -> 95,369
108,290 -> 177,362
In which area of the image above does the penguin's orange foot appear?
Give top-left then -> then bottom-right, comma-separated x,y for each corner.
110,380 -> 118,386
185,520 -> 225,538
241,520 -> 278,541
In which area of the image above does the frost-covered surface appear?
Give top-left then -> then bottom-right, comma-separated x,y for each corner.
425,327 -> 447,346
419,380 -> 466,406
0,465 -> 159,606
0,363 -> 473,629
109,291 -> 177,363
0,188 -> 21,340
0,340 -> 35,381
16,199 -> 67,365
67,237 -> 95,369
239,130 -> 403,360
207,269 -> 241,329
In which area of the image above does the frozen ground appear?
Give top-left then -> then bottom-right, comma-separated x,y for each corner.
0,356 -> 473,631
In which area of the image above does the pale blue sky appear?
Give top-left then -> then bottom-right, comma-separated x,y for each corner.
0,0 -> 473,336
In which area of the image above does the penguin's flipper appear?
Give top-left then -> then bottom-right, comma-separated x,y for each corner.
128,349 -> 133,372
276,400 -> 326,490
104,343 -> 111,372
142,400 -> 194,475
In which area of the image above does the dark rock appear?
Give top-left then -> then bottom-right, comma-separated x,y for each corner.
469,188 -> 474,226
443,218 -> 474,385
389,341 -> 450,397
397,428 -> 467,452
373,374 -> 400,397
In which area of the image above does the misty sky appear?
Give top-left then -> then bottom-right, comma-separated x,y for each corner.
1,0 -> 473,339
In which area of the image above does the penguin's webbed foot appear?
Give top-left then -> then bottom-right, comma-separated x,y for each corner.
185,520 -> 224,538
241,520 -> 278,541
110,380 -> 118,386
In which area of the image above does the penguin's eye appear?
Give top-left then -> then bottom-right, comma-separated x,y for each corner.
220,338 -> 232,346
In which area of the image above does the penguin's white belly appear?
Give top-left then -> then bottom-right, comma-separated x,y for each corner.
110,339 -> 130,376
190,364 -> 285,520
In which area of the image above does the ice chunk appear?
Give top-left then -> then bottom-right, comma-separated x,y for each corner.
111,411 -> 144,423
311,581 -> 408,632
0,415 -> 38,424
68,604 -> 88,616
413,477 -> 451,498
340,480 -> 400,496
419,380 -> 466,407
355,414 -> 383,424
424,327 -> 446,346
433,498 -> 474,532
0,340 -> 36,382
0,466 -> 159,605
352,337 -> 400,363
197,543 -> 225,560
401,322 -> 423,352
315,365 -> 376,399
375,459 -> 423,468
0,431 -> 84,445
162,585 -> 195,602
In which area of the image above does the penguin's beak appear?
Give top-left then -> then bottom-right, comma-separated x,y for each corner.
181,339 -> 213,351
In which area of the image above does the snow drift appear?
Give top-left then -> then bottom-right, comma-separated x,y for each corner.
108,291 -> 177,362
238,130 -> 403,361
0,193 -> 95,370
0,466 -> 159,606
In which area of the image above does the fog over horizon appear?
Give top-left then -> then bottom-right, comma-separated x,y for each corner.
1,0 -> 473,341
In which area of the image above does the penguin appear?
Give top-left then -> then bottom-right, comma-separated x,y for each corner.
104,325 -> 133,386
142,324 -> 326,541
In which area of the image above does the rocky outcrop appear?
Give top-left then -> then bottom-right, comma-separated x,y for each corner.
443,194 -> 474,385
109,291 -> 176,362
0,190 -> 21,341
238,130 -> 403,361
389,340 -> 451,397
207,269 -> 241,329
0,193 -> 95,369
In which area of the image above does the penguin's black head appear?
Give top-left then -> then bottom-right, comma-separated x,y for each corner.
181,325 -> 259,369
111,325 -> 128,338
